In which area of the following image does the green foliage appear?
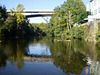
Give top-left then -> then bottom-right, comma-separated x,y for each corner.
48,0 -> 86,38
72,0 -> 86,23
10,4 -> 25,25
0,0 -> 87,39
96,22 -> 100,42
71,26 -> 84,39
0,4 -> 46,38
0,5 -> 7,21
31,23 -> 47,36
77,11 -> 89,24
96,32 -> 100,41
0,5 -> 8,27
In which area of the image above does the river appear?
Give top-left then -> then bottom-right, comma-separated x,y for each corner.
0,37 -> 100,75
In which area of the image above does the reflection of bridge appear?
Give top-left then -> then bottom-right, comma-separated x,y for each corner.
7,11 -> 54,18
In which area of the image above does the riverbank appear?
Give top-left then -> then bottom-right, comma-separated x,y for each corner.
24,56 -> 52,62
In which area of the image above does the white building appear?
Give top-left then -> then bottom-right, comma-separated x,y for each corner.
88,0 -> 100,22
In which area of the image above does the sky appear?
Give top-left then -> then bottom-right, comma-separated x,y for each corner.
0,0 -> 90,23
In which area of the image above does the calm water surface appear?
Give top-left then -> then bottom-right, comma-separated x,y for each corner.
0,37 -> 100,75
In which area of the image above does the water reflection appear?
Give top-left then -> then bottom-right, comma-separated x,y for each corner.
29,43 -> 51,55
0,48 -> 7,68
0,38 -> 30,69
85,42 -> 100,75
50,40 -> 87,74
0,37 -> 100,75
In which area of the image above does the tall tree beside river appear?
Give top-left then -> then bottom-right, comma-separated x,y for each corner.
49,0 -> 87,37
10,4 -> 25,29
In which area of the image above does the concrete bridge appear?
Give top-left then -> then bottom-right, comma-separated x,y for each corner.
7,10 -> 54,18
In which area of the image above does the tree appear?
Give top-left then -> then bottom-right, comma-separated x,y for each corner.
64,0 -> 74,32
0,5 -> 7,21
10,4 -> 25,29
0,5 -> 8,26
73,0 -> 86,23
77,11 -> 88,24
48,0 -> 86,37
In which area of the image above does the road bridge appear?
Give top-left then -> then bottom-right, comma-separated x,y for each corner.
7,10 -> 54,18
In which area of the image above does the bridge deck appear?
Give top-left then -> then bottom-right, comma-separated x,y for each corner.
7,11 -> 54,18
7,11 -> 54,13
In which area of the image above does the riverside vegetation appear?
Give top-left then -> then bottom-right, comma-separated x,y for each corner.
0,0 -> 99,42
0,4 -> 46,38
32,0 -> 90,40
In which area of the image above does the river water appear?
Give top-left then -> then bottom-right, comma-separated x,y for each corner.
0,37 -> 100,75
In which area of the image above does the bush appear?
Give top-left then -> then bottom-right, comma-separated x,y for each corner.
96,32 -> 100,41
96,22 -> 100,42
66,35 -> 71,40
71,26 -> 84,39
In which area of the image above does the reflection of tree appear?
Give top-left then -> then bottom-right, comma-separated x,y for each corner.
85,42 -> 97,61
49,39 -> 100,75
0,38 -> 34,69
0,42 -> 7,68
50,40 -> 87,75
16,50 -> 24,69
1,36 -> 100,74
0,49 -> 7,68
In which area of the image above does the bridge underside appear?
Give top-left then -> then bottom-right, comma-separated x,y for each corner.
7,11 -> 54,18
25,14 -> 53,18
